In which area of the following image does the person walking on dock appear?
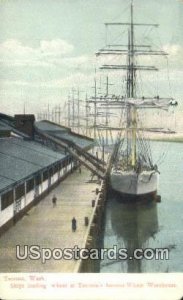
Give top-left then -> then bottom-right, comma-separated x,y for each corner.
52,194 -> 57,207
72,217 -> 77,232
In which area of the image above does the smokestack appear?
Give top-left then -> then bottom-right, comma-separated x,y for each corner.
14,114 -> 35,139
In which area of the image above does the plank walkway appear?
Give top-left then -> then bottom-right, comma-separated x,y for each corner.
0,167 -> 99,272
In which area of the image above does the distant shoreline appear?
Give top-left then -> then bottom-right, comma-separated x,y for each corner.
149,135 -> 183,143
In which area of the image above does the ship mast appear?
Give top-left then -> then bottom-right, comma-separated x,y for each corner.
130,0 -> 135,98
94,0 -> 176,169
129,1 -> 137,167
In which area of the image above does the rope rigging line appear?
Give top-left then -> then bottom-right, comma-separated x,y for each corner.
136,113 -> 153,166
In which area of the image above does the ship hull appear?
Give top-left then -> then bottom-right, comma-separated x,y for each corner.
110,170 -> 159,201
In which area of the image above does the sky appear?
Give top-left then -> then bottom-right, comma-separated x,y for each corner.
0,0 -> 183,119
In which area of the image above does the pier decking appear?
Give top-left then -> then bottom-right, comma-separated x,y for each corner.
0,167 -> 101,272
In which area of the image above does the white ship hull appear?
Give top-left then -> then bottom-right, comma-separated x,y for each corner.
110,169 -> 159,199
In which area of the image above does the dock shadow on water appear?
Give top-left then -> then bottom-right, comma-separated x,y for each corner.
100,191 -> 161,273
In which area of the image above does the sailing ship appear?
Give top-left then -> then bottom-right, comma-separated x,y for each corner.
96,2 -> 177,200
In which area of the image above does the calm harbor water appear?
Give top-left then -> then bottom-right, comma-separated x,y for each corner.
100,141 -> 183,273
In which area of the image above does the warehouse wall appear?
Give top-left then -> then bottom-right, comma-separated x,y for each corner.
0,159 -> 75,236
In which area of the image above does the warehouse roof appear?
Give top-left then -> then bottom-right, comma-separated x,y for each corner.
0,120 -> 11,131
35,121 -> 70,133
53,132 -> 92,149
0,114 -> 94,193
0,137 -> 65,192
35,120 -> 94,150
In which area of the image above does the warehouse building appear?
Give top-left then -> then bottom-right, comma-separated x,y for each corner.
0,113 -> 94,235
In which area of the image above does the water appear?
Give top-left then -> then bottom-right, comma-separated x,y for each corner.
100,141 -> 183,273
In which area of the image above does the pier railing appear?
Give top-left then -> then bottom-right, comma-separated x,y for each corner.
74,179 -> 107,273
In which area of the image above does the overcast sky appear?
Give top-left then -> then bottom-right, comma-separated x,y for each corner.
0,0 -> 183,116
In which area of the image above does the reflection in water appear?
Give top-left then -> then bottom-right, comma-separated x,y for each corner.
100,191 -> 158,273
100,142 -> 183,273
